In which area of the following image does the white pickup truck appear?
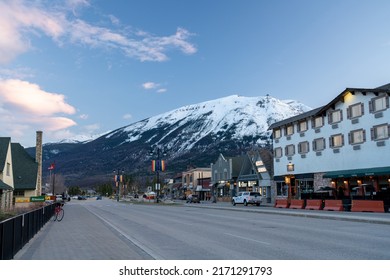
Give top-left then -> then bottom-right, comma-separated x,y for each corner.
232,192 -> 262,206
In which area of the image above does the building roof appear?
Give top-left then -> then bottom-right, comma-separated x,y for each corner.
0,180 -> 12,190
230,155 -> 246,177
0,137 -> 11,171
268,83 -> 390,130
11,143 -> 38,190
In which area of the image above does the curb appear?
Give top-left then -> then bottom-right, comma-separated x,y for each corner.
183,203 -> 390,225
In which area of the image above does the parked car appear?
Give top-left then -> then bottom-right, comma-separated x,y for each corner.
232,192 -> 262,206
186,194 -> 200,203
96,195 -> 102,200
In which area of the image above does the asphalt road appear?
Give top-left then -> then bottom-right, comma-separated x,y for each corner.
14,198 -> 390,260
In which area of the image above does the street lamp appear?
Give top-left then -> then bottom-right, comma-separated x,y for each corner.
113,168 -> 124,202
286,162 -> 295,199
149,146 -> 167,202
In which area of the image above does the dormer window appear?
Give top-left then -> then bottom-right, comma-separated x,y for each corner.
369,94 -> 389,113
273,128 -> 282,139
347,103 -> 364,119
312,116 -> 324,129
285,124 -> 294,136
328,110 -> 343,124
298,120 -> 308,132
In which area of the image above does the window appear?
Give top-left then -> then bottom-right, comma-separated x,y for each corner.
285,144 -> 295,157
329,134 -> 344,148
371,124 -> 390,141
349,129 -> 366,144
274,128 -> 282,139
298,141 -> 309,154
370,95 -> 389,113
285,124 -> 294,136
6,163 -> 10,176
312,116 -> 324,128
313,138 -> 326,151
298,120 -> 308,132
347,103 -> 364,119
274,147 -> 283,158
328,110 -> 343,124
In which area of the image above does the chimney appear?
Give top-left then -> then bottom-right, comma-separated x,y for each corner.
36,131 -> 43,196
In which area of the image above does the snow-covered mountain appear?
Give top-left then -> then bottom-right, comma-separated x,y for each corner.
104,94 -> 310,151
28,94 -> 311,186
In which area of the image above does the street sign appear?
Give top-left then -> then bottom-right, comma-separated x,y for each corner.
30,196 -> 45,202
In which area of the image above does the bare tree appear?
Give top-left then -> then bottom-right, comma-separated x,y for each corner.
44,173 -> 67,195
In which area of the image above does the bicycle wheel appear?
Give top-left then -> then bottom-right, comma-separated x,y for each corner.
52,209 -> 58,221
56,208 -> 64,221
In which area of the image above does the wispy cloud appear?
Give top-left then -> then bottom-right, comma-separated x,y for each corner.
0,79 -> 77,139
157,88 -> 167,93
142,81 -> 167,93
142,82 -> 159,90
123,113 -> 132,120
0,0 -> 197,64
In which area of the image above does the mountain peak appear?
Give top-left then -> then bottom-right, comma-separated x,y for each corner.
31,94 -> 311,186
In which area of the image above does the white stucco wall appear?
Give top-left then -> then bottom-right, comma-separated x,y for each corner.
273,91 -> 390,176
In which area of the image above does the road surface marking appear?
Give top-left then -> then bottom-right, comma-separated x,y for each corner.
224,233 -> 271,246
84,206 -> 164,260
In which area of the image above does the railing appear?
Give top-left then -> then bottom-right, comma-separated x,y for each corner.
0,203 -> 55,260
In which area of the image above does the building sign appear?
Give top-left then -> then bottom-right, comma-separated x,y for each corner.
15,197 -> 30,203
30,196 -> 45,202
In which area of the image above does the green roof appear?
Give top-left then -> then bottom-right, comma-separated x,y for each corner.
323,166 -> 390,178
0,180 -> 12,190
11,143 -> 38,190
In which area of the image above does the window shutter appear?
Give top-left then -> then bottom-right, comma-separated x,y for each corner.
340,111 -> 343,121
388,125 -> 390,137
369,100 -> 373,113
298,143 -> 301,153
329,136 -> 333,148
328,113 -> 332,124
312,140 -> 316,151
346,107 -> 351,119
348,132 -> 351,144
363,130 -> 366,142
342,134 -> 345,146
361,103 -> 365,115
370,128 -> 375,140
387,96 -> 390,109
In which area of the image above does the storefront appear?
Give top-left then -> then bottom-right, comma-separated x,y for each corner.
323,167 -> 390,208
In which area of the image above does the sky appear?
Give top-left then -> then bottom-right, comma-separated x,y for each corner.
1,0 -> 390,147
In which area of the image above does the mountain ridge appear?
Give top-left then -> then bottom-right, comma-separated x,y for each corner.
26,94 -> 311,186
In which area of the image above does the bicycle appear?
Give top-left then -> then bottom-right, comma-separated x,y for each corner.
52,202 -> 64,222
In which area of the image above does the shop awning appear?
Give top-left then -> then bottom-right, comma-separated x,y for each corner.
323,166 -> 390,178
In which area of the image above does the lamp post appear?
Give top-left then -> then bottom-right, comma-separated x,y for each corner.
114,168 -> 124,202
149,146 -> 167,202
286,162 -> 295,199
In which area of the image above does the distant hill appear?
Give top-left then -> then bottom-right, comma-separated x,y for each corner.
26,94 -> 311,187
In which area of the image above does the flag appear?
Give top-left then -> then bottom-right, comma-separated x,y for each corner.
152,160 -> 166,172
114,175 -> 123,182
48,163 -> 55,170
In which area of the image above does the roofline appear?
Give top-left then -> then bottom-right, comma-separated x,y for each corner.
268,83 -> 390,130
